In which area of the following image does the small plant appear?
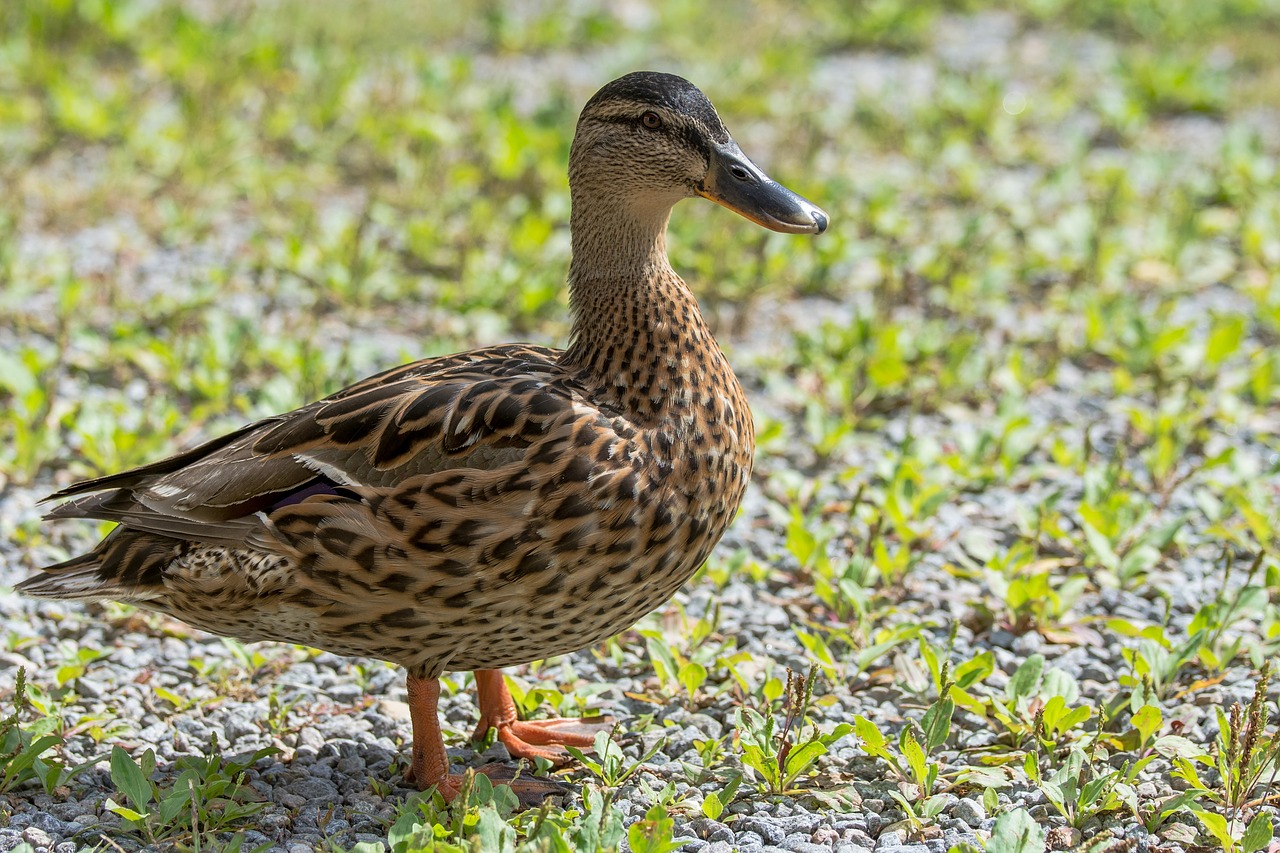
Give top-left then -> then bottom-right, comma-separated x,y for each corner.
640,603 -> 744,709
698,771 -> 743,822
947,808 -> 1045,853
376,773 -> 629,853
736,668 -> 852,795
106,739 -> 280,848
679,733 -> 727,785
1172,662 -> 1280,849
0,668 -> 92,795
981,543 -> 1089,637
981,655 -> 1089,750
264,685 -> 303,736
1027,747 -> 1134,829
1114,622 -> 1204,700
626,794 -> 686,853
381,771 -> 520,852
1186,551 -> 1269,672
565,726 -> 666,789
857,667 -> 955,825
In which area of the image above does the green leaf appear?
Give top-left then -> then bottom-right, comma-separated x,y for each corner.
645,636 -> 679,689
1,734 -> 61,789
679,661 -> 708,701
109,746 -> 153,817
782,740 -> 827,784
628,801 -> 683,853
1040,667 -> 1078,702
1242,812 -> 1273,853
1007,655 -> 1044,702
854,715 -> 887,755
104,798 -> 147,823
988,808 -> 1046,853
954,652 -> 995,689
1171,756 -> 1211,792
900,729 -> 927,787
475,804 -> 515,853
158,781 -> 193,824
701,790 -> 723,820
920,696 -> 954,753
1153,735 -> 1205,761
1131,703 -> 1162,745
1192,808 -> 1232,850
983,785 -> 999,813
1206,314 -> 1245,366
795,629 -> 839,680
1081,520 -> 1119,571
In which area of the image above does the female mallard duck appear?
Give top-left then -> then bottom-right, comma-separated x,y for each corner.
19,71 -> 827,802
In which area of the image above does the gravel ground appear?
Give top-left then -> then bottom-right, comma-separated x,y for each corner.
4,9 -> 1280,853
3,284 -> 1278,853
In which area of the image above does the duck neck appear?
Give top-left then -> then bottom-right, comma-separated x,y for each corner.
561,191 -> 721,423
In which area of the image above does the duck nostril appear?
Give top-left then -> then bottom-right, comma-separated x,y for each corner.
729,165 -> 750,181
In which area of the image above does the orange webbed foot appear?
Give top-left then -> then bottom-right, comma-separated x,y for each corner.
403,672 -> 567,808
471,670 -> 616,765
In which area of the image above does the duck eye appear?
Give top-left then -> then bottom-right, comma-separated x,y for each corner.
641,111 -> 662,129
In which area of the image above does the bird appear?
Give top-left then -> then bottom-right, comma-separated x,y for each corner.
18,70 -> 828,803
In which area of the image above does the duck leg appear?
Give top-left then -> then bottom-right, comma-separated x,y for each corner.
404,672 -> 566,807
471,669 -> 616,764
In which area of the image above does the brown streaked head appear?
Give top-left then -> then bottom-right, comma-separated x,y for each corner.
570,71 -> 828,235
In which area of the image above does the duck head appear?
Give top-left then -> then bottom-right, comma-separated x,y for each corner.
569,71 -> 828,236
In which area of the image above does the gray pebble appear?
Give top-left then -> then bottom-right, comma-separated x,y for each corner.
23,815 -> 73,838
288,777 -> 339,800
687,713 -> 723,739
222,708 -> 261,741
278,792 -> 307,809
736,817 -> 786,845
1012,632 -> 1043,654
953,797 -> 986,827
297,727 -> 326,751
689,818 -> 733,843
22,828 -> 54,849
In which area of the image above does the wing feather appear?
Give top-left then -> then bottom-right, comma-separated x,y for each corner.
44,345 -> 578,549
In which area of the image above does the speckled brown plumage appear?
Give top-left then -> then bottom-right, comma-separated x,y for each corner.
19,71 -> 827,803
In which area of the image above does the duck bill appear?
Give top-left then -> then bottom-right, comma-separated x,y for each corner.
696,141 -> 828,235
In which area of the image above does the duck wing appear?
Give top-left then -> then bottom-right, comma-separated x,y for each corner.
44,344 -> 589,549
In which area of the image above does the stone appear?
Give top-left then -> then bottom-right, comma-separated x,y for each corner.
22,828 -> 54,849
736,818 -> 786,845
953,797 -> 986,827
1046,826 -> 1082,850
691,818 -> 734,843
288,777 -> 339,800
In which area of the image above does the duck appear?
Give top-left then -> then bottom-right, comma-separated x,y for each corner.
18,71 -> 828,803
